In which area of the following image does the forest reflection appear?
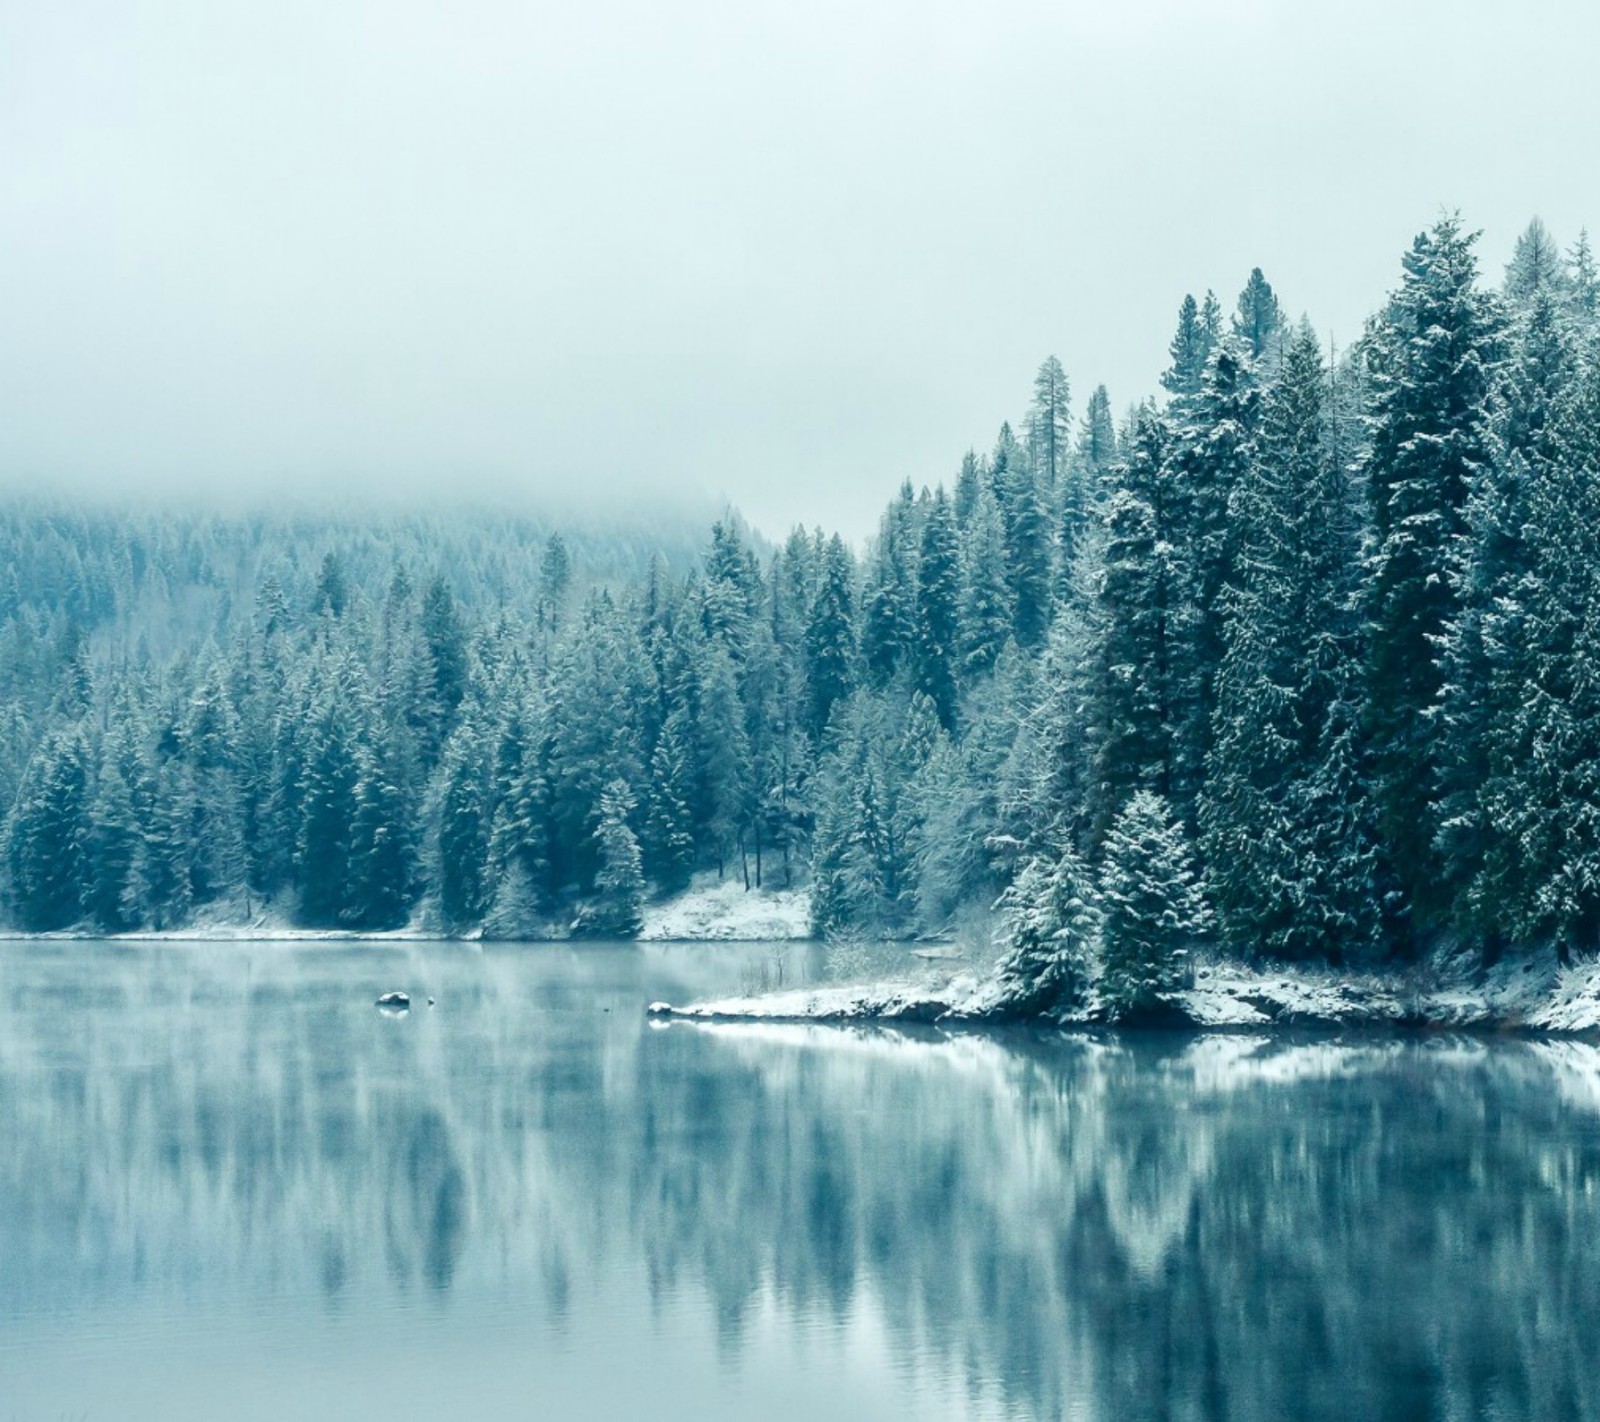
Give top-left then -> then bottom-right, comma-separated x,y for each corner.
2,942 -> 1599,1422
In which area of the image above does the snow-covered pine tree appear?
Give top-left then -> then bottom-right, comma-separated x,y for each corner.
983,845 -> 1098,1019
998,458 -> 1054,652
1436,278 -> 1574,939
346,743 -> 413,930
912,488 -> 961,731
804,534 -> 858,739
862,483 -> 919,685
1232,267 -> 1284,361
1161,295 -> 1210,402
644,709 -> 697,895
4,727 -> 91,931
1096,791 -> 1209,1020
958,481 -> 1013,678
1464,360 -> 1600,957
1057,383 -> 1115,592
1201,324 -> 1378,963
1088,406 -> 1192,841
1503,216 -> 1568,312
1027,355 -> 1072,496
588,778 -> 645,938
438,725 -> 494,929
1363,213 -> 1502,945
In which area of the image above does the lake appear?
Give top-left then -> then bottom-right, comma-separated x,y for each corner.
1,939 -> 1598,1421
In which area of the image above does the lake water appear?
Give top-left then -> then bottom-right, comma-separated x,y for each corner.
2,940 -> 1599,1421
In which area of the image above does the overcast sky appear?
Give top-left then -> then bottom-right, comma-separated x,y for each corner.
2,0 -> 1594,539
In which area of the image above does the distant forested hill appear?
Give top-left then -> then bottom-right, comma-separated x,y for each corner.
6,215 -> 1600,995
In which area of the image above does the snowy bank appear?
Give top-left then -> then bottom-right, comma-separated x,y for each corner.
646,950 -> 1600,1036
638,877 -> 812,942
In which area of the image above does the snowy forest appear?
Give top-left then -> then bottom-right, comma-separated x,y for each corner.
5,214 -> 1599,983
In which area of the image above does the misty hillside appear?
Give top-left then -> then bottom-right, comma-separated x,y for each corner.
6,216 -> 1600,1005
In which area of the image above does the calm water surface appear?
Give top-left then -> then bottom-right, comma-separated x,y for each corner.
2,939 -> 1599,1421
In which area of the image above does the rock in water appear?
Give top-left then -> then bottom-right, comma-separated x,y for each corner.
376,991 -> 411,1013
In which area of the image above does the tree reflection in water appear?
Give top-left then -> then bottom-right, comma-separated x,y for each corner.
1,941 -> 1598,1421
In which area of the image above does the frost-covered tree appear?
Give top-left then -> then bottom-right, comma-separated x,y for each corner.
912,488 -> 961,731
5,727 -> 91,931
1027,355 -> 1072,495
804,534 -> 857,739
1096,792 -> 1209,1020
1503,216 -> 1567,311
1089,407 -> 1191,837
1201,326 -> 1378,962
1232,267 -> 1284,360
984,845 -> 1098,1019
958,482 -> 1013,678
862,483 -> 919,684
644,709 -> 697,895
438,727 -> 493,929
1162,294 -> 1210,401
587,779 -> 644,938
1363,213 -> 1502,943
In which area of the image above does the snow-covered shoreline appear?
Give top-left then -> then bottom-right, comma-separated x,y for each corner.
647,949 -> 1600,1037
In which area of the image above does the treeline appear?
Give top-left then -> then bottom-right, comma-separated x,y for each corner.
5,215 -> 1600,986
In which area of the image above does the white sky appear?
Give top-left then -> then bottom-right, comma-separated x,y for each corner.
2,0 -> 1594,539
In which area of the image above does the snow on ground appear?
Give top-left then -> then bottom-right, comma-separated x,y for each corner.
1528,956 -> 1600,1033
1178,962 -> 1407,1028
648,973 -> 975,1024
638,875 -> 812,941
647,949 -> 1600,1036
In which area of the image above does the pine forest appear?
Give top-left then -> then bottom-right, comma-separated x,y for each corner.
6,215 -> 1599,1014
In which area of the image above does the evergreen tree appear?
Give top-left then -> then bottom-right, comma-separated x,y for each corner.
312,551 -> 350,619
1459,363 -> 1600,956
999,459 -> 1053,651
1162,295 -> 1209,400
1090,407 -> 1191,836
985,845 -> 1098,1018
861,485 -> 918,684
347,745 -> 412,929
539,533 -> 573,633
85,738 -> 146,932
804,535 -> 857,739
1172,341 -> 1260,798
587,779 -> 644,937
438,727 -> 493,928
1504,216 -> 1567,311
953,450 -> 983,527
295,689 -> 360,925
1232,267 -> 1284,359
911,488 -> 961,730
419,576 -> 468,744
1436,281 -> 1574,930
958,483 -> 1012,677
1096,791 -> 1209,1020
1363,214 -> 1502,943
1568,229 -> 1598,325
1059,383 -> 1115,584
1027,355 -> 1072,494
4,727 -> 91,931
644,709 -> 697,894
1201,327 -> 1378,962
